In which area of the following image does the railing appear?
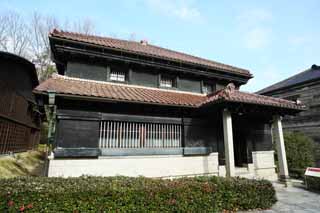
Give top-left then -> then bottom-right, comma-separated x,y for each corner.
99,121 -> 182,148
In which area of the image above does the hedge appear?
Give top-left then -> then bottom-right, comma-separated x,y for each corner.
283,132 -> 315,178
0,176 -> 276,212
306,176 -> 320,192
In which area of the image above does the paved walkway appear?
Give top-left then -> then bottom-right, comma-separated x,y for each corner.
255,182 -> 320,212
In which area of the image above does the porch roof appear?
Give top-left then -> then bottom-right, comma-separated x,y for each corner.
34,74 -> 305,111
201,84 -> 305,110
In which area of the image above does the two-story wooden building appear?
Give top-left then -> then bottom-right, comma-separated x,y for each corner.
0,51 -> 41,155
34,29 -> 304,180
258,64 -> 320,166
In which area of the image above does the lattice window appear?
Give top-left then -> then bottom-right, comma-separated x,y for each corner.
160,76 -> 175,88
110,71 -> 126,82
99,121 -> 182,148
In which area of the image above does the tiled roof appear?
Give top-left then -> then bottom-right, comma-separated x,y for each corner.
34,75 -> 304,110
202,84 -> 304,110
50,29 -> 252,77
257,64 -> 320,94
35,74 -> 206,107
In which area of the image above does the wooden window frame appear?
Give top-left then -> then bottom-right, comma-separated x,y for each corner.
159,74 -> 177,88
107,66 -> 128,83
201,81 -> 215,94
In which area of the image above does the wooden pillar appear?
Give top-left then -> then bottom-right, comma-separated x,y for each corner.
273,115 -> 289,180
223,109 -> 235,177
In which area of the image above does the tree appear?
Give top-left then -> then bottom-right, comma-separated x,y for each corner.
0,11 -> 29,57
0,10 -> 96,81
28,12 -> 59,81
72,18 -> 95,35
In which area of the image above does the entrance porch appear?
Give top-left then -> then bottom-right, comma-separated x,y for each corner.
222,108 -> 288,181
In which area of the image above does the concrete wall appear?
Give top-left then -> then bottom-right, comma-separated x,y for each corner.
48,153 -> 219,178
252,151 -> 278,181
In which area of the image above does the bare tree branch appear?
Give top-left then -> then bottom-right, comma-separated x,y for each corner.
0,11 -> 29,57
0,10 -> 96,81
70,18 -> 96,35
28,12 -> 60,80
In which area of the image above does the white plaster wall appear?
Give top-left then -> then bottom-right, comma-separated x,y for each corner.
48,153 -> 219,178
252,151 -> 278,181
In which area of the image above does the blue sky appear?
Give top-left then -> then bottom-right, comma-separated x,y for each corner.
1,0 -> 319,92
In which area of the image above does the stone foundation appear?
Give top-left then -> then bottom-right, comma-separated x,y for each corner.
48,151 -> 278,180
48,153 -> 219,177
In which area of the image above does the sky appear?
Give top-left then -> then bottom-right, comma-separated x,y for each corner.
1,0 -> 319,92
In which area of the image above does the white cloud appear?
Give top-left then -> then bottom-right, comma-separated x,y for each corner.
236,8 -> 273,50
173,6 -> 201,20
237,8 -> 272,28
144,0 -> 203,22
244,27 -> 272,49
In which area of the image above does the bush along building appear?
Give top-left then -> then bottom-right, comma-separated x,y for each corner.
34,29 -> 304,180
258,64 -> 320,166
0,51 -> 41,155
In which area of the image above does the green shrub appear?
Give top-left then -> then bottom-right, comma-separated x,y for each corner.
0,176 -> 276,212
283,132 -> 315,178
306,176 -> 320,192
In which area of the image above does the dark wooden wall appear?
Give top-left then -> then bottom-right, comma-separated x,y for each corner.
66,62 -> 108,81
65,61 -> 229,94
54,97 -> 222,156
53,97 -> 276,161
0,55 -> 41,155
233,115 -> 273,152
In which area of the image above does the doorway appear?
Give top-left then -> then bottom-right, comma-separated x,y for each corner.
233,128 -> 249,167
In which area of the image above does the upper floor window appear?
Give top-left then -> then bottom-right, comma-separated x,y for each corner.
110,70 -> 126,82
160,76 -> 175,88
202,83 -> 213,94
284,95 -> 300,101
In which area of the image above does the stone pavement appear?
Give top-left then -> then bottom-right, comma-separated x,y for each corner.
251,182 -> 320,212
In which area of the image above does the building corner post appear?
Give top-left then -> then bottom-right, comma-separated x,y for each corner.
222,109 -> 235,177
273,115 -> 289,181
